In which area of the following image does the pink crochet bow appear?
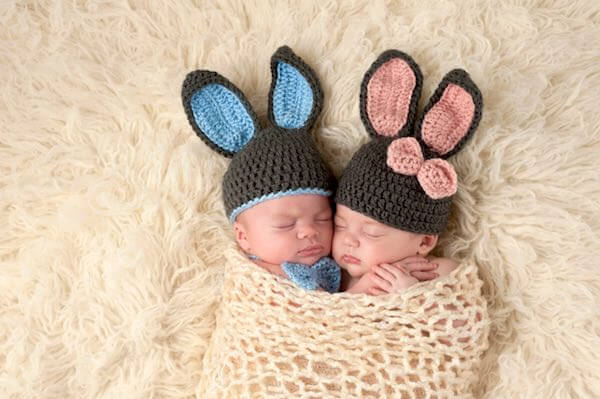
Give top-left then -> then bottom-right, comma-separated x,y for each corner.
386,137 -> 457,199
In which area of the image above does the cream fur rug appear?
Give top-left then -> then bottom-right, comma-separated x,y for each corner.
1,1 -> 599,398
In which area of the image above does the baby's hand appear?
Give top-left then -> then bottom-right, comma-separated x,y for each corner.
390,256 -> 439,281
346,272 -> 380,294
367,263 -> 419,295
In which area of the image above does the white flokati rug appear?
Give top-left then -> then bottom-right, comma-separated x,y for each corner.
1,1 -> 599,398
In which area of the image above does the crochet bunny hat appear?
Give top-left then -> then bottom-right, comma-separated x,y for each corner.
336,50 -> 483,235
181,46 -> 335,222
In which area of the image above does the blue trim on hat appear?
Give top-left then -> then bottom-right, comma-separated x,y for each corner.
229,188 -> 332,223
190,83 -> 255,153
272,62 -> 314,129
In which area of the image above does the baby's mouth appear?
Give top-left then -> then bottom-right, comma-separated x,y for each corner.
341,254 -> 361,265
297,245 -> 324,257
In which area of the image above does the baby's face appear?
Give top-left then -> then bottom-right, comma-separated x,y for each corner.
332,204 -> 436,277
234,194 -> 333,266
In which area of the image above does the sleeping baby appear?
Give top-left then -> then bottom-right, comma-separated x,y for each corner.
333,49 -> 482,295
181,45 -> 340,292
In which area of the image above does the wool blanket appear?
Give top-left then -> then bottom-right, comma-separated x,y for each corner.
199,254 -> 489,398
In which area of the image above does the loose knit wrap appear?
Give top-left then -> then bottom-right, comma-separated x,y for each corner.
200,255 -> 490,398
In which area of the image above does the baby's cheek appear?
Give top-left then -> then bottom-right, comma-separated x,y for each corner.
255,234 -> 294,264
321,227 -> 334,251
362,243 -> 391,266
332,229 -> 344,245
346,263 -> 368,277
331,237 -> 343,260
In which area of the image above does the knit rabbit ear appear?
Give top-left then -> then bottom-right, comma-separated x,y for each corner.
415,69 -> 483,160
181,70 -> 260,158
268,45 -> 324,132
359,50 -> 423,139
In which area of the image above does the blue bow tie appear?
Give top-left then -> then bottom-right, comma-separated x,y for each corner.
281,256 -> 341,293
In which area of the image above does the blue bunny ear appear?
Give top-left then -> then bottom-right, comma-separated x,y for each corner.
268,46 -> 323,132
182,70 -> 259,157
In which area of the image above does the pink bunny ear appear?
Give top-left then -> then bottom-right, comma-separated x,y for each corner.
417,159 -> 457,199
422,84 -> 474,154
359,50 -> 422,139
416,69 -> 483,159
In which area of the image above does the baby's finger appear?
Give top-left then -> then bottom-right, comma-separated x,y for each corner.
380,263 -> 404,279
410,271 -> 439,281
368,287 -> 387,296
402,260 -> 438,273
369,273 -> 392,291
400,256 -> 430,263
373,264 -> 397,282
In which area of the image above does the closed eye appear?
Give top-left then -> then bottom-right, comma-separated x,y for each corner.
363,230 -> 385,238
273,223 -> 295,229
333,217 -> 346,229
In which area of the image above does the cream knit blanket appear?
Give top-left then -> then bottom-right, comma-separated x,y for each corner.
200,254 -> 490,398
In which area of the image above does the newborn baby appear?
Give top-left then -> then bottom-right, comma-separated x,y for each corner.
181,45 -> 339,292
333,203 -> 456,294
233,194 -> 333,278
333,48 -> 482,295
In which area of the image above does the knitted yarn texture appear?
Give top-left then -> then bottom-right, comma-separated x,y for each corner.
222,128 -> 335,221
199,253 -> 490,398
336,137 -> 454,234
181,46 -> 335,222
336,50 -> 483,234
281,256 -> 341,293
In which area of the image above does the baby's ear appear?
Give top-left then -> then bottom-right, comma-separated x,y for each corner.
267,45 -> 323,132
415,69 -> 483,159
359,50 -> 423,139
233,221 -> 251,252
181,70 -> 260,158
418,234 -> 439,255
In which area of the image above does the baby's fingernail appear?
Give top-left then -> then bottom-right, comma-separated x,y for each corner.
433,263 -> 439,269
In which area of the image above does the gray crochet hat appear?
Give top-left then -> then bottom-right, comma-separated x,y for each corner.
336,50 -> 483,235
182,46 -> 335,222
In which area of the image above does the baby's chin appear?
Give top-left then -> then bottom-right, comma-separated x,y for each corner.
291,254 -> 326,266
335,259 -> 367,277
284,249 -> 331,266
257,252 -> 327,267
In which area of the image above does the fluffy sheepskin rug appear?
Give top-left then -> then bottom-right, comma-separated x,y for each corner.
1,1 -> 599,398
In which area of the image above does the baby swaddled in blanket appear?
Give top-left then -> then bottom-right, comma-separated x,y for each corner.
182,46 -> 490,398
182,45 -> 341,292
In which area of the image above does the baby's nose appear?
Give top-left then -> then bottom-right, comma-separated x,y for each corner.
297,223 -> 318,239
343,232 -> 359,247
